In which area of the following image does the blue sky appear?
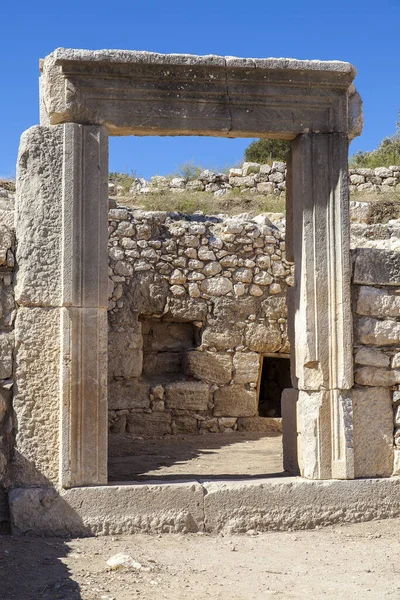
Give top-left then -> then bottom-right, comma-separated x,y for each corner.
1,0 -> 399,179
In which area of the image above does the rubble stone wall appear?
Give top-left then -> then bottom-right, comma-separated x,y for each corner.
0,189 -> 15,530
112,163 -> 400,199
107,208 -> 293,445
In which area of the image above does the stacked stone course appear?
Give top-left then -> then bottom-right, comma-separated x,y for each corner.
107,208 -> 293,441
353,249 -> 400,475
110,163 -> 400,199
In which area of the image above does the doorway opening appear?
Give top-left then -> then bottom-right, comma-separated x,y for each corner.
258,355 -> 291,418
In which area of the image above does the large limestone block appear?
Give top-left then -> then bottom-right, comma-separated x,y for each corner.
186,350 -> 232,385
41,49 -> 358,138
127,412 -> 172,436
355,366 -> 400,387
245,322 -> 282,353
13,307 -> 61,486
165,380 -> 209,411
15,126 -> 63,306
356,286 -> 400,317
354,347 -> 389,368
202,477 -> 400,533
108,326 -> 143,379
213,385 -> 257,417
353,249 -> 400,285
9,482 -> 205,535
108,380 -> 151,411
297,390 -> 332,479
352,387 -> 393,478
202,327 -> 243,351
233,352 -> 260,384
236,416 -> 281,433
356,317 -> 400,346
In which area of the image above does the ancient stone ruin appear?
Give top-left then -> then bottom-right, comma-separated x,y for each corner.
2,48 -> 400,536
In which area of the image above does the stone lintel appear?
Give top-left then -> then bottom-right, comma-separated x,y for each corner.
40,48 -> 360,137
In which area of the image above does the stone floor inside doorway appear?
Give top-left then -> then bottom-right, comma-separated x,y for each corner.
108,432 -> 284,481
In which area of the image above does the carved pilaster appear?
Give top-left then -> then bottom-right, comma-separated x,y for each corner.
290,133 -> 354,479
59,124 -> 109,487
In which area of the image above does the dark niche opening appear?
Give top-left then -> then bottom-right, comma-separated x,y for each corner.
258,356 -> 291,418
141,320 -> 198,378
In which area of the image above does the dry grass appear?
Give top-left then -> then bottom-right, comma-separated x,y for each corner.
113,190 -> 286,216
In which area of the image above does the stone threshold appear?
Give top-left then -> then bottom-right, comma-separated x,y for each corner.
9,476 -> 400,536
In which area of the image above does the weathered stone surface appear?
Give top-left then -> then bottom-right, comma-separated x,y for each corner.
297,390 -> 338,480
15,126 -> 63,306
356,286 -> 400,317
186,351 -> 232,385
213,386 -> 257,417
202,328 -> 243,351
165,381 -> 209,411
281,388 -> 299,475
261,296 -> 287,319
60,307 -> 108,487
41,49 -> 358,138
9,477 -> 400,536
0,334 -> 13,379
200,277 -> 233,296
237,417 -> 281,433
352,387 -> 394,478
233,352 -> 260,384
245,322 -> 281,353
10,482 -> 205,535
166,298 -> 208,322
203,477 -> 400,533
291,133 -> 353,396
0,275 -> 15,328
13,308 -> 60,486
108,380 -> 151,410
356,317 -> 400,346
355,366 -> 400,387
354,347 -> 390,368
127,412 -> 172,436
173,416 -> 198,434
108,327 -> 143,379
353,249 -> 400,285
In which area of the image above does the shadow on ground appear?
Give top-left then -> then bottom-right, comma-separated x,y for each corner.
108,431 -> 286,482
0,535 -> 82,600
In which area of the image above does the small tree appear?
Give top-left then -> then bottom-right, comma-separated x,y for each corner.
244,139 -> 290,164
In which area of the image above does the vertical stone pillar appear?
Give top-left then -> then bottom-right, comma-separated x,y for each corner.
14,124 -> 108,488
290,133 -> 354,480
60,125 -> 109,487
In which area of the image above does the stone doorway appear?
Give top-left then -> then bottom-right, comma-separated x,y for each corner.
10,49 -> 364,535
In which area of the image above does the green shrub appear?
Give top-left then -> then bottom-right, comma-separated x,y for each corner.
350,111 -> 400,168
244,139 -> 290,164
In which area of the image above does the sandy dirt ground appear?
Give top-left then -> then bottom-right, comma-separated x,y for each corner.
108,432 -> 284,481
1,518 -> 400,599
